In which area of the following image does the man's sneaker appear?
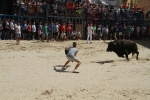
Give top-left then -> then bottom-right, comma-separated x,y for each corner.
73,70 -> 76,73
62,67 -> 66,70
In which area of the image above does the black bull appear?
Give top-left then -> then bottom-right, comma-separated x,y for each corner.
106,40 -> 139,60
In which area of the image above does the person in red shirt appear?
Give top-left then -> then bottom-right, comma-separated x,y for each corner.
123,2 -> 128,10
61,22 -> 67,41
27,22 -> 32,40
66,1 -> 71,15
61,22 -> 66,33
70,1 -> 75,14
67,24 -> 72,40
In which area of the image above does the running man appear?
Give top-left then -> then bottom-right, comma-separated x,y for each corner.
62,42 -> 81,73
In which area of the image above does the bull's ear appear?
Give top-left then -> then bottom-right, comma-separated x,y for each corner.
113,42 -> 117,45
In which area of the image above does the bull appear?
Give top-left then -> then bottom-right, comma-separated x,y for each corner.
106,40 -> 139,60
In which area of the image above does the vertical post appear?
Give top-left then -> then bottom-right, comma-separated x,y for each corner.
46,5 -> 48,23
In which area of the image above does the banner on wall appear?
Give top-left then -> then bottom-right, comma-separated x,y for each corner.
84,0 -> 119,5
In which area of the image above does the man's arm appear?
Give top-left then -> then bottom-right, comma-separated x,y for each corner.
74,51 -> 78,56
65,47 -> 69,55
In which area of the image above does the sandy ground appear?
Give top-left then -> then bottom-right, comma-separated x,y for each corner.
0,40 -> 150,100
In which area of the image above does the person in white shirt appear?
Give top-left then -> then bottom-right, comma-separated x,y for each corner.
32,22 -> 36,40
104,25 -> 109,41
14,21 -> 18,36
61,32 -> 66,41
54,22 -> 59,41
71,31 -> 76,40
76,30 -> 81,40
16,22 -> 21,45
87,23 -> 94,43
10,19 -> 15,40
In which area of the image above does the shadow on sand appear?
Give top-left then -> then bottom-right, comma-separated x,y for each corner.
95,60 -> 114,65
133,40 -> 150,49
53,65 -> 76,73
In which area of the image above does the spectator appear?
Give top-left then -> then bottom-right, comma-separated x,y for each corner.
97,25 -> 102,40
53,22 -> 59,41
118,24 -> 123,40
61,22 -> 66,38
13,1 -> 18,15
86,23 -> 94,44
111,24 -> 118,40
61,32 -> 67,41
42,22 -> 49,42
104,25 -> 109,41
126,24 -> 132,40
4,19 -> 10,40
67,23 -> 72,40
31,21 -> 36,40
16,22 -> 22,45
20,0 -> 25,15
22,20 -> 28,40
49,22 -> 55,41
14,20 -> 18,38
76,30 -> 81,40
37,0 -> 43,15
38,21 -> 42,40
24,0 -> 28,16
10,19 -> 15,40
122,24 -> 126,39
71,30 -> 76,40
27,21 -> 32,40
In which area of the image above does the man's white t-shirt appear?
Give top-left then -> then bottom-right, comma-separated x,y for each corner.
87,26 -> 94,34
10,22 -> 14,30
17,25 -> 21,33
55,24 -> 59,32
32,25 -> 36,32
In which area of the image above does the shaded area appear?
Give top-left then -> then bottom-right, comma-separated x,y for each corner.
133,40 -> 150,49
93,60 -> 114,65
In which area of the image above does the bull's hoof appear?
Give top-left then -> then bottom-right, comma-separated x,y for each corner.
127,58 -> 130,61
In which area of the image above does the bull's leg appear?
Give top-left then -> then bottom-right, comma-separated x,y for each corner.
125,51 -> 129,60
136,51 -> 139,60
132,52 -> 135,57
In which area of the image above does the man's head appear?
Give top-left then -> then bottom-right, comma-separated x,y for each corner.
73,42 -> 77,47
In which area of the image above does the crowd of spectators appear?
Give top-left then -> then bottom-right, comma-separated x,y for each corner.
1,0 -> 150,42
0,19 -> 81,41
11,0 -> 145,21
0,17 -> 150,42
87,22 -> 150,41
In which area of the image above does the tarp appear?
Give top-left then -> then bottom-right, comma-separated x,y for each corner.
84,0 -> 118,5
